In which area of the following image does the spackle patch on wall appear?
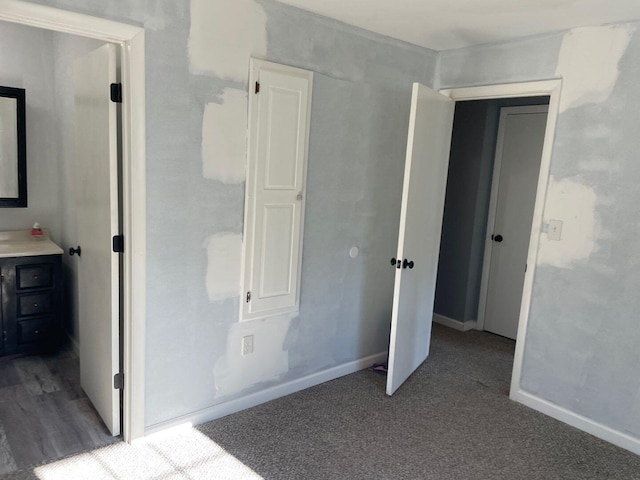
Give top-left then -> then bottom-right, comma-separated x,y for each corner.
213,313 -> 295,397
189,0 -> 267,82
203,233 -> 242,301
202,89 -> 248,184
537,176 -> 597,269
556,25 -> 633,113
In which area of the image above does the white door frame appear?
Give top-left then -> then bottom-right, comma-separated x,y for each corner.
0,0 -> 146,442
440,80 -> 561,402
477,104 -> 549,335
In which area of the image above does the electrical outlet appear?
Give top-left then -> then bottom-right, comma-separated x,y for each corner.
242,335 -> 254,355
548,219 -> 563,241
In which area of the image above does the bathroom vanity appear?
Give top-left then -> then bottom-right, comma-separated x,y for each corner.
0,230 -> 63,357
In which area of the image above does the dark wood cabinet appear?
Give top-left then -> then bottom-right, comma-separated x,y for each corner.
0,254 -> 62,356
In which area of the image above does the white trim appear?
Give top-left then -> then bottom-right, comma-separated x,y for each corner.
441,79 -> 563,434
433,313 -> 477,332
0,0 -> 147,443
512,389 -> 640,456
145,351 -> 388,435
476,105 -> 548,333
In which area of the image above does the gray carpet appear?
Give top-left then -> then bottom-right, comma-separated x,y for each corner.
4,324 -> 640,479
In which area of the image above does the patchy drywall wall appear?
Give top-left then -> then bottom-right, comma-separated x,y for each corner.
556,26 -> 633,113
537,176 -> 598,268
202,88 -> 248,183
189,0 -> 267,82
213,313 -> 294,397
439,23 -> 640,441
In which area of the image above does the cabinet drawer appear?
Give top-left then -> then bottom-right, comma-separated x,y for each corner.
16,264 -> 53,290
17,318 -> 52,345
18,293 -> 53,317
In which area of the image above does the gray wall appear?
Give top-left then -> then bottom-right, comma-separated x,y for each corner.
0,22 -> 60,235
440,24 -> 640,438
27,0 -> 438,428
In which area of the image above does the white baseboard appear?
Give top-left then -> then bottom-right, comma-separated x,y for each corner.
512,389 -> 640,456
433,313 -> 477,332
145,350 -> 388,436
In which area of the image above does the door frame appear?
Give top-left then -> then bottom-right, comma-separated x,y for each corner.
0,0 -> 147,442
440,80 -> 561,402
477,104 -> 549,335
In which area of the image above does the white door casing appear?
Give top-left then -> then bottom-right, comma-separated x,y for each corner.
74,44 -> 121,436
387,83 -> 454,396
482,105 -> 548,340
242,59 -> 313,321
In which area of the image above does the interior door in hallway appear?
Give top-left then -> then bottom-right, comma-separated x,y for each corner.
483,105 -> 548,340
387,83 -> 454,395
74,43 -> 121,436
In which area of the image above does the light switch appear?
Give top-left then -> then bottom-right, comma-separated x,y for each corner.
548,219 -> 563,241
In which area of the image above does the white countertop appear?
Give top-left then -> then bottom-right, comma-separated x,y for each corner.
0,230 -> 64,258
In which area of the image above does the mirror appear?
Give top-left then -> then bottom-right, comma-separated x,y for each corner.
0,86 -> 26,207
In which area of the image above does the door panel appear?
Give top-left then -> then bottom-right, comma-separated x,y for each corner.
484,106 -> 548,339
242,61 -> 312,321
74,43 -> 121,436
387,83 -> 454,396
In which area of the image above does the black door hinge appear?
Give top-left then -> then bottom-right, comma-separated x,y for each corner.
255,81 -> 260,94
110,83 -> 122,103
112,235 -> 124,253
246,291 -> 251,303
114,373 -> 124,390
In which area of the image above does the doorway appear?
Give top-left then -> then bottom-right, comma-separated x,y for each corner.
0,0 -> 146,447
435,99 -> 549,341
386,80 -> 560,400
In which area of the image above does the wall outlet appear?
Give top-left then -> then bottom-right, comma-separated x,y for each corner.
548,219 -> 563,241
242,335 -> 254,355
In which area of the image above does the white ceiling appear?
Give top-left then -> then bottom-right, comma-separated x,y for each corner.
275,0 -> 640,51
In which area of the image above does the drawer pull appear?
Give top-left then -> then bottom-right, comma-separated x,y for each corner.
33,275 -> 39,280
34,330 -> 39,335
34,303 -> 38,308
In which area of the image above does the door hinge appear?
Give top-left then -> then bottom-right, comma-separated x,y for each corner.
114,373 -> 124,390
110,83 -> 123,103
246,291 -> 251,303
255,81 -> 260,94
112,235 -> 124,253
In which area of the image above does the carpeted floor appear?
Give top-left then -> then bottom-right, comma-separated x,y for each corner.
3,324 -> 640,479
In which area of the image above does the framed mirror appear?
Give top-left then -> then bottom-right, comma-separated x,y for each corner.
0,86 -> 27,207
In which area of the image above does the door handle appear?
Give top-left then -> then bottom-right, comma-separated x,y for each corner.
402,259 -> 414,269
69,246 -> 82,256
492,234 -> 503,243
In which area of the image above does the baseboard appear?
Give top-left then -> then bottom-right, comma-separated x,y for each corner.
512,389 -> 640,456
433,313 -> 477,332
145,350 -> 388,436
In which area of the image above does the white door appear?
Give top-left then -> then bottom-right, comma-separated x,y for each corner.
387,83 -> 454,395
483,105 -> 548,339
74,44 -> 121,436
242,60 -> 313,321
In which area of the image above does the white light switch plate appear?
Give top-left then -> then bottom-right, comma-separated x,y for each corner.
548,219 -> 563,241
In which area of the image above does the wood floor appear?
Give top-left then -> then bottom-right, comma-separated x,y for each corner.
0,346 -> 117,475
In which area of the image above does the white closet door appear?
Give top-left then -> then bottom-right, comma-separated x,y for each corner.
242,60 -> 313,321
387,83 -> 454,395
74,44 -> 121,435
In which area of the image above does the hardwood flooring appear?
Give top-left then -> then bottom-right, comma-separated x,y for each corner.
0,347 -> 117,475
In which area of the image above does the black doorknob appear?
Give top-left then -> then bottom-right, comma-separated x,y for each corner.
69,246 -> 82,256
390,258 -> 397,266
493,235 -> 503,243
403,259 -> 414,269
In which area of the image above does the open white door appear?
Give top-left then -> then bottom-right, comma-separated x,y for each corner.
387,83 -> 454,395
74,44 -> 121,435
